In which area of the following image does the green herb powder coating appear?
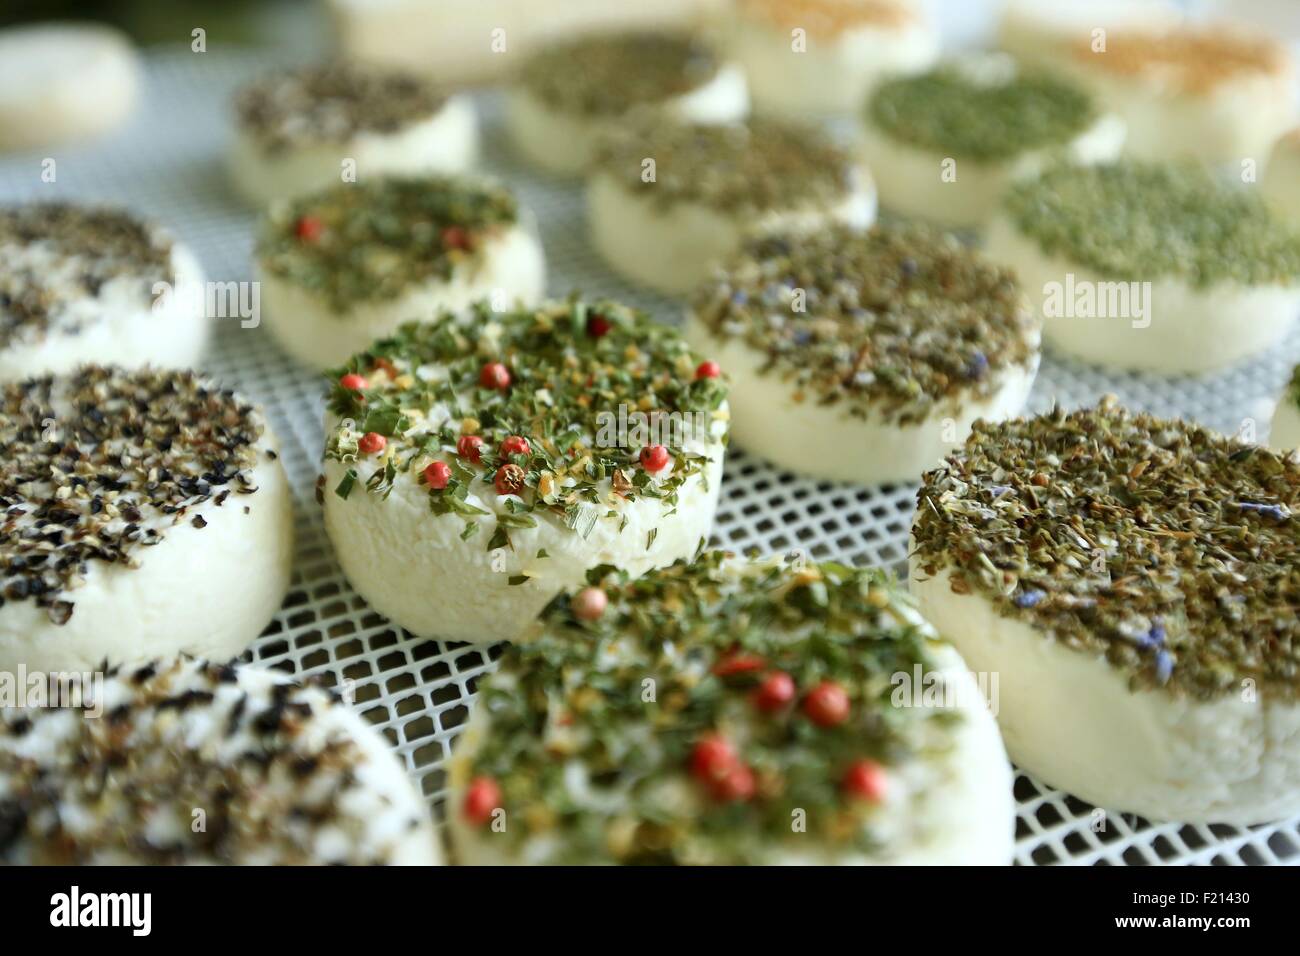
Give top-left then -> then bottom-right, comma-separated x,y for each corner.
518,33 -> 721,116
1002,161 -> 1300,288
690,225 -> 1038,426
324,299 -> 729,555
256,176 -> 519,313
458,552 -> 963,864
595,118 -> 859,214
868,66 -> 1097,163
913,397 -> 1300,700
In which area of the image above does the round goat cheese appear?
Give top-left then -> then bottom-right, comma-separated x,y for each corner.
321,299 -> 731,645
911,398 -> 1300,824
447,552 -> 1014,865
0,657 -> 439,864
230,61 -> 478,207
508,32 -> 748,176
0,204 -> 209,381
685,224 -> 1040,485
588,118 -> 875,295
257,175 -> 546,370
0,366 -> 294,675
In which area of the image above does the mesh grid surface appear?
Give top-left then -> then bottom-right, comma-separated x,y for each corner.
2,48 -> 1298,866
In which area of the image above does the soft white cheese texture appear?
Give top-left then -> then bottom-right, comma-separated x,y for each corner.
911,564 -> 1300,825
984,214 -> 1300,374
684,313 -> 1039,485
260,220 -> 546,370
229,95 -> 480,208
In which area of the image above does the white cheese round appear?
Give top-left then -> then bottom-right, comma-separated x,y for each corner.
507,31 -> 749,176
726,0 -> 938,118
0,367 -> 294,676
0,657 -> 439,864
587,120 -> 875,295
0,205 -> 210,382
683,225 -> 1040,485
0,23 -> 140,152
910,400 -> 1300,824
446,554 -> 1014,865
1270,381 -> 1300,451
320,300 -> 730,645
1262,129 -> 1300,227
985,213 -> 1300,374
230,94 -> 479,208
257,175 -> 546,371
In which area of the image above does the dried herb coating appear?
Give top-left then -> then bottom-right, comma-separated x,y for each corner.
914,397 -> 1300,700
518,33 -> 721,116
0,204 -> 174,347
594,118 -> 860,214
868,65 -> 1096,162
234,62 -> 448,154
0,366 -> 266,624
690,225 -> 1038,426
256,176 -> 519,313
1002,161 -> 1300,288
324,299 -> 729,554
459,552 -> 963,864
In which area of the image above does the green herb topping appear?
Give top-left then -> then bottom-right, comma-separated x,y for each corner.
519,32 -> 721,116
234,62 -> 448,154
690,224 -> 1038,426
1002,161 -> 1300,288
914,397 -> 1300,700
0,204 -> 174,347
456,552 -> 963,864
256,176 -> 519,313
0,366 -> 267,624
323,299 -> 729,554
868,62 -> 1097,162
594,118 -> 860,214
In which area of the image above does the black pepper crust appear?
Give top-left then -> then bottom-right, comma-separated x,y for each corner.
0,366 -> 266,624
0,658 -> 424,865
0,204 -> 175,347
234,62 -> 449,155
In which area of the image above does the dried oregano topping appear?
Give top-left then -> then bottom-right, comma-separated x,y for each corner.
234,62 -> 448,154
1003,161 -> 1300,288
0,658 -> 424,864
518,32 -> 721,116
0,204 -> 175,347
460,552 -> 961,864
913,397 -> 1300,700
594,118 -> 859,214
690,224 -> 1038,426
868,61 -> 1097,162
0,366 -> 266,625
256,176 -> 519,313
324,299 -> 729,556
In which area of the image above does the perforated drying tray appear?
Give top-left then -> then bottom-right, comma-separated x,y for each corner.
2,48 -> 1297,866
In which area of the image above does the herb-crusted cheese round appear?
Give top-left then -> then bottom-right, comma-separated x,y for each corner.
320,299 -> 730,645
911,398 -> 1300,823
0,204 -> 209,381
986,161 -> 1300,373
0,366 -> 293,675
859,56 -> 1123,229
447,552 -> 1014,865
507,32 -> 749,177
256,175 -> 545,369
686,225 -> 1039,484
229,62 -> 478,206
0,658 -> 439,864
588,118 -> 875,294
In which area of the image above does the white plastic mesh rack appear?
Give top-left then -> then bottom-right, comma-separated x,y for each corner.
2,49 -> 1298,866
